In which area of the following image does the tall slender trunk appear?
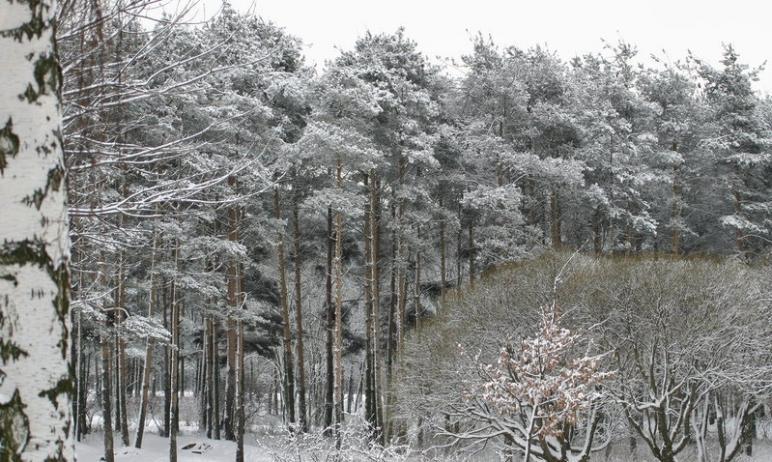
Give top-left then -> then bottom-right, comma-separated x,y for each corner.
224,180 -> 240,440
275,187 -> 296,426
387,197 -> 397,387
115,246 -> 130,447
199,317 -> 208,435
102,339 -> 115,462
292,186 -> 309,432
235,319 -> 245,462
75,307 -> 83,442
372,175 -> 384,440
324,206 -> 335,433
333,158 -> 345,446
670,143 -> 682,255
550,190 -> 562,249
468,220 -> 475,287
456,202 -> 463,287
162,282 -> 171,438
135,229 -> 158,448
169,241 -> 180,462
212,318 -> 221,440
414,249 -> 421,331
439,197 -> 447,305
364,172 -> 376,435
592,206 -> 604,255
733,190 -> 745,256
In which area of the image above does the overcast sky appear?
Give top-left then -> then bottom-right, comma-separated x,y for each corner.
184,0 -> 772,92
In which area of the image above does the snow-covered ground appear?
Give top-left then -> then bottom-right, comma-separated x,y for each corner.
76,431 -> 772,462
75,433 -> 275,462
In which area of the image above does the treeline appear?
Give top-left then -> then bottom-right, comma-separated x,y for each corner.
59,0 -> 772,461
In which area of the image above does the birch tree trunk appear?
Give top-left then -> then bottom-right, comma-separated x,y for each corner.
0,0 -> 73,458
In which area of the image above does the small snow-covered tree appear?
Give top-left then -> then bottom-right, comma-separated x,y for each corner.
448,303 -> 612,462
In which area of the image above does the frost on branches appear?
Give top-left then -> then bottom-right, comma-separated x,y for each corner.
452,304 -> 612,462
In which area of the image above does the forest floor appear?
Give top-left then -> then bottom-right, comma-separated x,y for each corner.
75,433 -> 278,462
75,432 -> 772,462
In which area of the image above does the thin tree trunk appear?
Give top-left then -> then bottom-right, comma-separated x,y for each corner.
115,248 -> 130,447
324,206 -> 335,434
212,318 -> 221,440
372,175 -> 384,440
671,144 -> 682,255
414,249 -> 421,331
468,220 -> 475,287
224,181 -> 240,440
456,202 -> 463,287
102,338 -> 115,462
550,189 -> 562,249
169,241 -> 180,462
199,318 -> 208,435
364,172 -> 376,435
162,282 -> 171,438
275,187 -> 296,426
135,229 -> 158,448
334,158 -> 345,446
292,185 -> 309,432
439,197 -> 447,305
235,320 -> 245,462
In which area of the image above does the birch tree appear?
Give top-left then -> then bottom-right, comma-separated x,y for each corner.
0,0 -> 73,459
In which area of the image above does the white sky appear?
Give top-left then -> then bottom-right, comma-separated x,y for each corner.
182,0 -> 772,92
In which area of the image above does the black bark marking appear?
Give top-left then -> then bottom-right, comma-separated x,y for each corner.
0,118 -> 20,175
0,389 -> 30,459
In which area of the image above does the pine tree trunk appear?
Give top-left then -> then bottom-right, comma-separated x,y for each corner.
439,197 -> 447,305
292,185 -> 308,432
364,172 -> 376,435
275,187 -> 296,426
169,241 -> 180,462
115,249 -> 130,447
468,221 -> 475,287
224,182 -> 240,440
74,309 -> 83,442
670,145 -> 682,255
550,190 -> 562,249
324,206 -> 335,434
592,206 -> 604,255
371,175 -> 383,440
414,250 -> 421,331
199,318 -> 208,435
0,0 -> 73,458
333,159 -> 345,446
456,202 -> 463,287
102,339 -> 115,462
212,318 -> 221,440
235,320 -> 245,462
135,229 -> 158,448
162,282 -> 171,438
387,199 -> 397,387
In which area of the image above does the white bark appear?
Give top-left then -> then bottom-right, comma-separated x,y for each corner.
0,0 -> 73,459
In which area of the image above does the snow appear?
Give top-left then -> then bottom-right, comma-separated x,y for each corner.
75,433 -> 275,462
